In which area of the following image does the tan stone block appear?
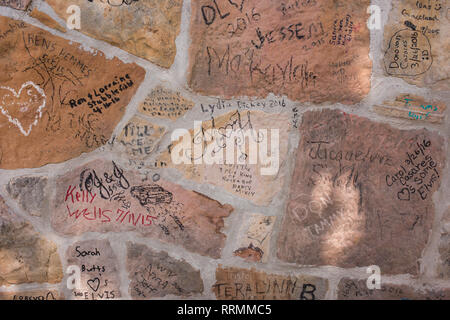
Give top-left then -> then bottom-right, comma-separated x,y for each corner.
233,214 -> 275,263
213,266 -> 328,300
383,0 -> 449,89
438,207 -> 450,279
0,196 -> 63,286
277,109 -> 445,274
6,176 -> 48,217
127,243 -> 204,299
44,0 -> 183,68
51,160 -> 234,258
188,0 -> 372,104
111,116 -> 166,161
158,110 -> 291,206
373,94 -> 446,124
0,0 -> 30,10
138,86 -> 195,120
0,290 -> 63,300
338,278 -> 450,300
0,16 -> 145,169
66,240 -> 121,300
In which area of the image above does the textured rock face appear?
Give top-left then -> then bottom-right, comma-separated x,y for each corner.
111,116 -> 166,161
277,109 -> 445,274
0,290 -> 62,300
127,243 -> 204,299
159,110 -> 291,205
213,267 -> 328,300
44,0 -> 183,68
233,214 -> 275,263
66,240 -> 121,300
0,196 -> 63,286
0,16 -> 145,169
373,94 -> 446,124
383,0 -> 449,89
138,86 -> 195,120
0,0 -> 30,10
51,160 -> 234,258
1,0 -> 450,302
438,207 -> 450,279
7,176 -> 48,217
338,278 -> 450,300
188,0 -> 371,104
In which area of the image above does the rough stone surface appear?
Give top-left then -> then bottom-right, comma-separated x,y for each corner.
127,242 -> 204,299
0,290 -> 62,300
277,109 -> 445,275
438,207 -> 450,279
373,94 -> 446,123
110,115 -> 166,161
6,176 -> 48,217
338,278 -> 450,300
383,0 -> 449,89
159,110 -> 290,205
0,196 -> 63,286
138,86 -> 195,120
0,0 -> 449,301
51,160 -> 234,258
0,0 -> 30,10
44,0 -> 183,68
0,16 -> 145,169
188,0 -> 372,104
66,239 -> 121,300
233,213 -> 275,263
213,267 -> 328,300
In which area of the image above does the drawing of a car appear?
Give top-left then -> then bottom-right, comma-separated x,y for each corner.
130,184 -> 173,206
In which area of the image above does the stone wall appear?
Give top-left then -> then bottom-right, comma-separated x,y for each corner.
0,0 -> 448,300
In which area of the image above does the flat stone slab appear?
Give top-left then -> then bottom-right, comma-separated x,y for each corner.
44,0 -> 183,68
438,207 -> 450,279
338,278 -> 450,300
0,290 -> 62,300
188,0 -> 371,104
373,94 -> 446,124
6,176 -> 48,217
138,86 -> 195,120
233,213 -> 276,263
51,160 -> 234,258
110,115 -> 166,162
158,110 -> 291,206
213,266 -> 328,300
66,240 -> 121,300
277,109 -> 445,275
383,0 -> 449,89
0,16 -> 145,169
127,243 -> 204,299
0,196 -> 63,286
0,0 -> 31,10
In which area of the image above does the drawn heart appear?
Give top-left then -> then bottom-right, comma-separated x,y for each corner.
87,278 -> 100,292
228,0 -> 245,12
0,81 -> 46,136
397,188 -> 411,201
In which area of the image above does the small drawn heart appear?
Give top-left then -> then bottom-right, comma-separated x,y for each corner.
397,188 -> 411,201
0,81 -> 46,136
87,278 -> 100,292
